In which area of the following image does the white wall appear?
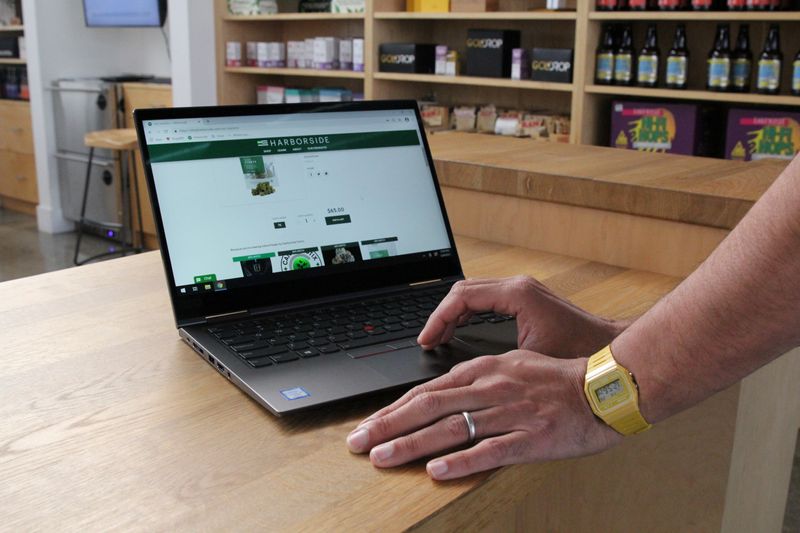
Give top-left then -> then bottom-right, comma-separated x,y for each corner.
168,0 -> 217,107
24,0 -> 173,233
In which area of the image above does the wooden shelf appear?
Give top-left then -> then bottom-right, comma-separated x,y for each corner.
374,72 -> 574,92
589,10 -> 800,21
223,12 -> 364,21
225,66 -> 365,79
585,84 -> 800,106
0,58 -> 25,65
374,10 -> 576,20
0,25 -> 24,32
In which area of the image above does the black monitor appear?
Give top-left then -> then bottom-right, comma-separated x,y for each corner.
83,0 -> 167,28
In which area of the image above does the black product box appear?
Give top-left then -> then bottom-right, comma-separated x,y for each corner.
378,43 -> 436,74
530,48 -> 573,83
0,36 -> 19,59
466,29 -> 520,78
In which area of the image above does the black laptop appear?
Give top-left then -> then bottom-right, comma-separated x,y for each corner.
133,100 -> 517,415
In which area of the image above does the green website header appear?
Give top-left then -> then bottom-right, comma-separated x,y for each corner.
149,130 -> 421,163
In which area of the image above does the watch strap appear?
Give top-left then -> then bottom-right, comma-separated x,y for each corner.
586,346 -> 652,436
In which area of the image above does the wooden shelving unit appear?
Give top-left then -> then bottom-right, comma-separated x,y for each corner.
0,58 -> 26,65
215,0 -> 800,148
0,24 -> 24,32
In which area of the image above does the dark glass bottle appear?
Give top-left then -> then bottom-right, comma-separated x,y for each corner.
596,0 -> 624,9
614,25 -> 635,85
595,25 -> 616,85
792,48 -> 800,96
757,24 -> 782,94
629,0 -> 656,8
637,24 -> 660,87
707,24 -> 731,91
731,25 -> 752,92
691,0 -> 714,8
666,24 -> 689,89
658,0 -> 688,8
727,0 -> 747,9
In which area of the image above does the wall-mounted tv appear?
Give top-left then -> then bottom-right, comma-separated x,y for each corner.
83,0 -> 167,28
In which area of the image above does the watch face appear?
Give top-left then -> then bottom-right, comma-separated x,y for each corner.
590,370 -> 633,412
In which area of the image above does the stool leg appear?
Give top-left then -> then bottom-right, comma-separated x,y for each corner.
74,147 -> 94,266
131,151 -> 144,252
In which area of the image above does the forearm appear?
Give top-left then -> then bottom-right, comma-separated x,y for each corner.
612,157 -> 800,423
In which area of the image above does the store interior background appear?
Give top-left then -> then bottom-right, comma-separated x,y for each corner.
0,1 -> 798,530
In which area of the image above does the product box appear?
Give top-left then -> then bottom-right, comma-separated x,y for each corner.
228,0 -> 277,14
285,88 -> 314,103
303,38 -> 315,68
246,42 -> 257,66
435,45 -> 448,75
353,38 -> 365,71
466,29 -> 520,78
332,0 -> 366,12
530,48 -> 573,83
454,106 -> 477,131
725,108 -> 800,161
445,50 -> 460,75
315,87 -> 353,102
420,104 -> 450,131
313,37 -> 340,69
0,36 -> 19,58
610,100 -> 708,156
378,43 -> 436,74
339,39 -> 353,70
267,42 -> 286,68
477,105 -> 498,133
511,48 -> 529,80
287,41 -> 304,68
225,41 -> 242,67
451,0 -> 499,10
406,0 -> 449,11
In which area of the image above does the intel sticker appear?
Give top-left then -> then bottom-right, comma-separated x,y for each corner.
280,387 -> 310,401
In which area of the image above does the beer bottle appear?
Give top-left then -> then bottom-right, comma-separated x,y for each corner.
637,24 -> 660,87
756,24 -> 782,94
666,24 -> 689,89
727,0 -> 746,9
595,24 -> 616,85
629,0 -> 657,8
731,25 -> 752,92
691,0 -> 714,8
707,24 -> 731,91
792,48 -> 800,96
614,25 -> 635,86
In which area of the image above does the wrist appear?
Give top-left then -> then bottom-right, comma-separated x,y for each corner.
610,331 -> 671,423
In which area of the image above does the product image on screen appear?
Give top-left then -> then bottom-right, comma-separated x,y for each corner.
240,257 -> 274,277
277,248 -> 324,272
321,242 -> 362,265
241,156 -> 278,196
84,0 -> 166,27
361,237 -> 398,259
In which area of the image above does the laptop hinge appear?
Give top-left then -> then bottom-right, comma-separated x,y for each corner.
409,278 -> 443,287
204,310 -> 249,324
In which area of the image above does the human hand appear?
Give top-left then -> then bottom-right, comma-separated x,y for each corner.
418,276 -> 627,358
346,350 -> 622,480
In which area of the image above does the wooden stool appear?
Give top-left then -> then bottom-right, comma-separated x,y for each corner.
74,129 -> 144,265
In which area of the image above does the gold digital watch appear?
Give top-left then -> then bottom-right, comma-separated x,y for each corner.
584,345 -> 652,436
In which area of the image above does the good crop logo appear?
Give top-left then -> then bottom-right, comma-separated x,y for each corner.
466,38 -> 503,49
531,60 -> 571,72
381,54 -> 415,64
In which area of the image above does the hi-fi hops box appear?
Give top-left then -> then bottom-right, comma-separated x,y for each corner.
465,29 -> 520,78
725,108 -> 800,161
610,100 -> 718,156
378,43 -> 436,74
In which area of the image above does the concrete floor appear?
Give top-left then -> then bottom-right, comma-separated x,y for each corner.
1,206 -> 799,529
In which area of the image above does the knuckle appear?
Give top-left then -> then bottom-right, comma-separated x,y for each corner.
415,392 -> 440,416
371,415 -> 394,438
484,438 -> 510,462
443,414 -> 467,439
398,433 -> 422,455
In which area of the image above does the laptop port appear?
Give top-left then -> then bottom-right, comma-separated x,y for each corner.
209,355 -> 216,364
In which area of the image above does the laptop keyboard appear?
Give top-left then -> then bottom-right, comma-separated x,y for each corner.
206,285 -> 513,369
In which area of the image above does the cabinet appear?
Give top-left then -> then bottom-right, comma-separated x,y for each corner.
0,99 -> 37,211
122,82 -> 172,249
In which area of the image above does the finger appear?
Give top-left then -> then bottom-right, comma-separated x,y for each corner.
348,385 -> 494,453
369,406 -> 509,468
426,430 -> 529,480
353,366 -> 478,428
418,279 -> 521,349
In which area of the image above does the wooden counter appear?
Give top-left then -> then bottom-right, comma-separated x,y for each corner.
428,132 -> 787,230
1,237 -> 798,532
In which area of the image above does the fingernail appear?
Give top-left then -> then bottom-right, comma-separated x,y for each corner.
427,460 -> 448,478
370,441 -> 394,463
347,428 -> 369,452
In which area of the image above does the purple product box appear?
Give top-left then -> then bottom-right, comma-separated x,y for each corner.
725,108 -> 800,162
609,100 -> 700,156
511,48 -> 529,80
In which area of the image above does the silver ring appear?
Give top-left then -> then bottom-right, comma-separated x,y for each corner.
462,411 -> 477,444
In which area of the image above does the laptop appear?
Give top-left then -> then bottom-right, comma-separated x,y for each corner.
133,100 -> 517,415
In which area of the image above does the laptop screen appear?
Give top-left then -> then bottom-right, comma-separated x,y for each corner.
139,106 -> 455,301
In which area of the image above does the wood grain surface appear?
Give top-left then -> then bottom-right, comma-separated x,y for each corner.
1,236 -> 797,531
428,131 -> 788,230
